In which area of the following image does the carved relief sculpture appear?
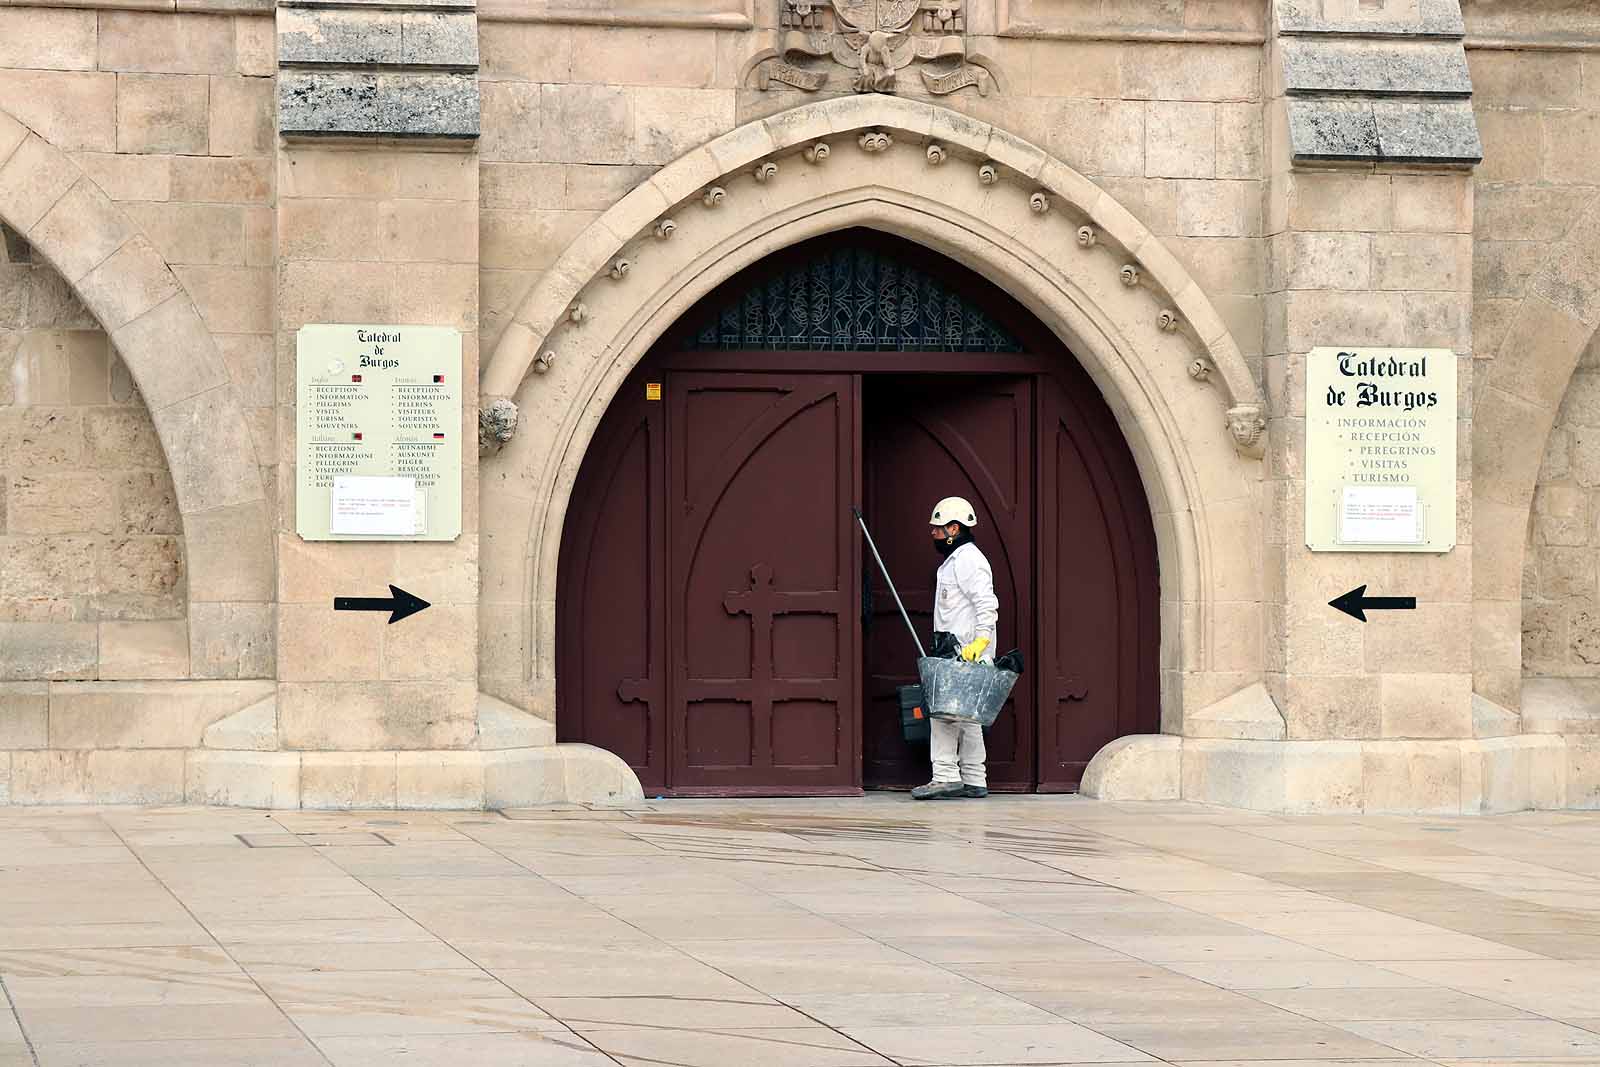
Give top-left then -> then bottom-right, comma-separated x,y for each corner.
757,0 -> 996,96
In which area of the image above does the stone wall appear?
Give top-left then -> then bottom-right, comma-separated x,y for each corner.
1460,8 -> 1600,695
0,225 -> 187,679
1525,329 -> 1600,676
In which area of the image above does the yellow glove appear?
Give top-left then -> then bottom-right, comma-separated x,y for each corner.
959,637 -> 991,663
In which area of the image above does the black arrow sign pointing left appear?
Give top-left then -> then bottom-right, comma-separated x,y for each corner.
334,584 -> 430,624
1329,584 -> 1416,623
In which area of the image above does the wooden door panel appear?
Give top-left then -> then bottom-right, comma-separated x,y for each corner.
1037,365 -> 1161,790
668,372 -> 859,791
862,376 -> 1033,790
556,375 -> 667,792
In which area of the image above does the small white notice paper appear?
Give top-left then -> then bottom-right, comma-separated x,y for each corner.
1340,485 -> 1421,545
330,475 -> 422,536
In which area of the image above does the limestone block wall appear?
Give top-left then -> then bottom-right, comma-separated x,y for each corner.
1524,331 -> 1600,675
0,226 -> 188,678
1462,2 -> 1600,711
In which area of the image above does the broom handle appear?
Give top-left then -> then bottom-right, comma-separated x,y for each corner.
851,506 -> 926,659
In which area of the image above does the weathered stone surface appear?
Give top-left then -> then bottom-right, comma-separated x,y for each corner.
402,12 -> 479,68
477,692 -> 555,749
0,682 -> 48,747
0,622 -> 96,680
186,749 -> 299,808
278,9 -> 403,67
278,71 -> 480,139
1281,38 -> 1471,96
1373,99 -> 1483,164
1186,682 -> 1287,740
1286,99 -> 1378,161
1276,0 -> 1465,35
201,693 -> 278,749
1079,734 -> 1181,800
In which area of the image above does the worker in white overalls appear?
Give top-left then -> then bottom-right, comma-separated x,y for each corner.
912,496 -> 999,801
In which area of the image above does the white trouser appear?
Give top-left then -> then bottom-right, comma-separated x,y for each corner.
930,718 -> 986,787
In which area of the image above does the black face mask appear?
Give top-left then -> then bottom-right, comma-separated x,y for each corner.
934,527 -> 973,559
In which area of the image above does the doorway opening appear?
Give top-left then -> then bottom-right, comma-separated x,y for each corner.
556,230 -> 1159,796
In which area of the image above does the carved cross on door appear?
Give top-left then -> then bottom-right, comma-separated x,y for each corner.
720,562 -> 841,767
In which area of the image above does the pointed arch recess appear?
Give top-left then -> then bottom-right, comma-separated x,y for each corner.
478,95 -> 1267,735
0,107 -> 273,617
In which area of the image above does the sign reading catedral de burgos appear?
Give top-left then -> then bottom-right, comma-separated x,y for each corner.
295,325 -> 463,542
1305,347 -> 1457,554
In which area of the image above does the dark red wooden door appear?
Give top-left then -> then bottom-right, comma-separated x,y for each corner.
666,372 -> 860,792
1036,364 -> 1161,790
556,369 -> 668,791
861,376 -> 1034,790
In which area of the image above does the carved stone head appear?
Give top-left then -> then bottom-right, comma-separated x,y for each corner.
1225,404 -> 1267,457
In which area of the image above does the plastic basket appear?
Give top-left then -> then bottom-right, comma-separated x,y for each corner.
916,657 -> 1019,728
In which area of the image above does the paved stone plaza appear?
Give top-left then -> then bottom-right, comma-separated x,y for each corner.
1,797 -> 1598,1066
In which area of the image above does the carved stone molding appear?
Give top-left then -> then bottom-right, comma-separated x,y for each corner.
654,218 -> 677,240
702,185 -> 726,208
858,130 -> 893,153
1029,191 -> 1050,214
753,161 -> 779,182
1157,308 -> 1179,332
478,397 -> 520,455
1076,225 -> 1096,247
608,258 -> 631,280
1119,263 -> 1140,287
1187,356 -> 1215,382
1226,404 -> 1266,458
804,141 -> 831,164
926,142 -> 947,164
535,351 -> 556,373
977,161 -> 997,184
567,301 -> 587,325
753,0 -> 997,97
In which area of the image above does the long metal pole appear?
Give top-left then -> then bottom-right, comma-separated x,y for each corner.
851,506 -> 926,659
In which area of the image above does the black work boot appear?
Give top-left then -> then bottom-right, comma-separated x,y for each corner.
961,784 -> 988,798
910,781 -> 965,800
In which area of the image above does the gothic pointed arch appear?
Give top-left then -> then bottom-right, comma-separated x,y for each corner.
0,107 -> 273,622
477,95 -> 1268,737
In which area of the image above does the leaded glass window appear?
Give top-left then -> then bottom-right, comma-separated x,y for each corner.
686,245 -> 1023,352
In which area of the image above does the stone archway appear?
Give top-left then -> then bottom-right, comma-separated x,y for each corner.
477,95 -> 1267,740
1473,195 -> 1600,712
0,107 -> 273,621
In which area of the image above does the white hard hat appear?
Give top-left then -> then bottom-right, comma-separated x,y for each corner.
929,496 -> 977,527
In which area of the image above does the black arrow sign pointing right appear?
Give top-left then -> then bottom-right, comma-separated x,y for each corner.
1329,584 -> 1416,623
334,584 -> 431,624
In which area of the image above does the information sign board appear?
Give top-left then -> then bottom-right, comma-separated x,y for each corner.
1305,346 -> 1456,553
295,324 -> 462,541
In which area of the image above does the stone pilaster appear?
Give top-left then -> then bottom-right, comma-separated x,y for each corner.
274,2 -> 483,753
1263,0 -> 1483,747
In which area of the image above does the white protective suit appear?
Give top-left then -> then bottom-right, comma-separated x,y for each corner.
930,540 -> 999,787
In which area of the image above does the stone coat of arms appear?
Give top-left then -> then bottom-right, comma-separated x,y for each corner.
757,0 -> 994,96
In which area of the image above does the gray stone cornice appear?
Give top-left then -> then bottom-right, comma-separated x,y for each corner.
277,0 -> 481,141
1274,0 -> 1481,167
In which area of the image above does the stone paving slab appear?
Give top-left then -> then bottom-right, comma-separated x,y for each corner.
0,796 -> 1597,1065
